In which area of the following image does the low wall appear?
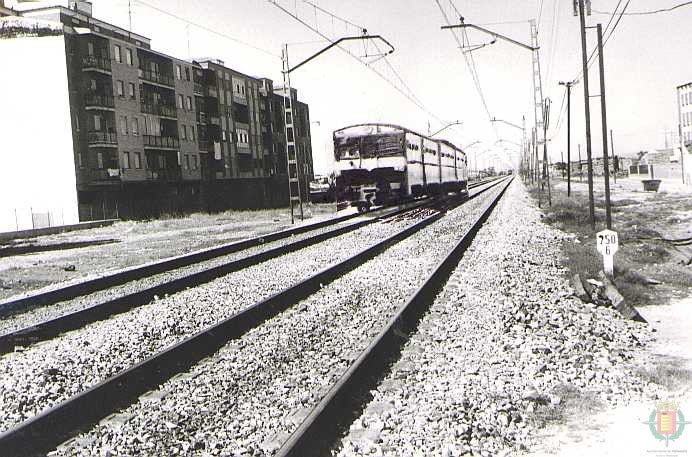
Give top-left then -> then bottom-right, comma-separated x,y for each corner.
0,219 -> 118,242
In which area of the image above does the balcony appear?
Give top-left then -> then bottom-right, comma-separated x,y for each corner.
198,139 -> 210,151
139,69 -> 174,87
87,131 -> 118,146
194,82 -> 204,95
143,135 -> 180,149
196,111 -> 208,124
84,94 -> 114,109
141,102 -> 177,119
81,55 -> 111,73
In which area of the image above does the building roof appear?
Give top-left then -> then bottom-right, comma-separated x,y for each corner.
677,81 -> 692,90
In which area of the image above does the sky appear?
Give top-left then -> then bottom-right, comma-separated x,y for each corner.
9,0 -> 692,174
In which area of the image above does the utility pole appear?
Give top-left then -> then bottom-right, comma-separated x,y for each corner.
543,98 -> 552,206
560,80 -> 575,196
597,24 -> 612,229
577,0 -> 596,230
578,143 -> 583,182
610,129 -> 617,184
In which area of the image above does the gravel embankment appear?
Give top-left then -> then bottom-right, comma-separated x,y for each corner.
0,214 -> 377,336
51,184 -> 507,456
0,209 -> 427,434
336,180 -> 661,457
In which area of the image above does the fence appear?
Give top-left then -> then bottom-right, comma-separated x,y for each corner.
629,164 -> 682,180
0,207 -> 68,233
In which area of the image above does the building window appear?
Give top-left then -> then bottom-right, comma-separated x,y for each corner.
181,124 -> 187,140
222,129 -> 227,141
134,152 -> 142,169
87,42 -> 94,56
184,154 -> 190,169
132,117 -> 139,136
176,65 -> 182,80
93,114 -> 101,131
117,80 -> 124,97
120,115 -> 128,135
122,151 -> 130,169
177,94 -> 184,109
193,155 -> 198,169
114,45 -> 121,63
128,82 -> 136,99
185,67 -> 190,81
126,48 -> 133,66
190,125 -> 196,141
186,96 -> 192,111
97,152 -> 104,169
78,152 -> 84,168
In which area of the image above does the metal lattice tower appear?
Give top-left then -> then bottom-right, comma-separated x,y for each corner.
530,19 -> 545,175
281,44 -> 304,224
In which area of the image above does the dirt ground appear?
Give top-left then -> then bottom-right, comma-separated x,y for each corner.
0,204 -> 335,301
528,297 -> 692,457
540,176 -> 692,307
527,176 -> 692,456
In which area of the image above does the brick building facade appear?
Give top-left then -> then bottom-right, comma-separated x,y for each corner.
0,1 -> 313,226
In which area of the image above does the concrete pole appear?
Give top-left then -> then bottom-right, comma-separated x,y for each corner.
597,24 -> 613,230
578,0 -> 596,230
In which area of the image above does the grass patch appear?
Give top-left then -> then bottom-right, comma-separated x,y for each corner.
527,384 -> 603,428
525,181 -> 686,307
636,359 -> 692,390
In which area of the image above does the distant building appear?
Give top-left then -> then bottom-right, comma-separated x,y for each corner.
0,1 -> 313,231
677,81 -> 692,184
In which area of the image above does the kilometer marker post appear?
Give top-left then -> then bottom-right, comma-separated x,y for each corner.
596,229 -> 618,277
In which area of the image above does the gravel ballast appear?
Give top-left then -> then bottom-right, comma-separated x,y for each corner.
49,185 -> 507,456
0,214 -> 378,336
336,180 -> 661,457
0,209 -> 431,434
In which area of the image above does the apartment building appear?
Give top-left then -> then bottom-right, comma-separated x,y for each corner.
676,82 -> 692,184
0,1 -> 313,228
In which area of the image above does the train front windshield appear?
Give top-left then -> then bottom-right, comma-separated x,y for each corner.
334,133 -> 404,161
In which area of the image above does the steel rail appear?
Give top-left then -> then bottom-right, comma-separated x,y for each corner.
0,181 -> 505,456
0,180 -> 499,354
276,177 -> 513,457
0,199 -> 437,355
0,199 -> 434,318
0,178 -> 496,319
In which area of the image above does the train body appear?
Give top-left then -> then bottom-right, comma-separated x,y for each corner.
334,123 -> 469,211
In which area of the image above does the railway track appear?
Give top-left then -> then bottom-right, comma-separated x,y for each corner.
0,177 -> 508,456
278,177 -> 512,457
0,178 -> 500,350
0,177 -> 495,323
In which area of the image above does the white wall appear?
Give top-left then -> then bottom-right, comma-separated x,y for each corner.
0,35 -> 79,232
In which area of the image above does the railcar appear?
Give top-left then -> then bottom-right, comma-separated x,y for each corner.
333,123 -> 469,211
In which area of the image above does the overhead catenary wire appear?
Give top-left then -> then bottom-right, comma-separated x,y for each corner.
549,1 -> 632,146
433,0 -> 496,136
544,0 -> 562,86
574,0 -> 630,83
133,0 -> 281,58
267,0 -> 450,127
594,1 -> 692,16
